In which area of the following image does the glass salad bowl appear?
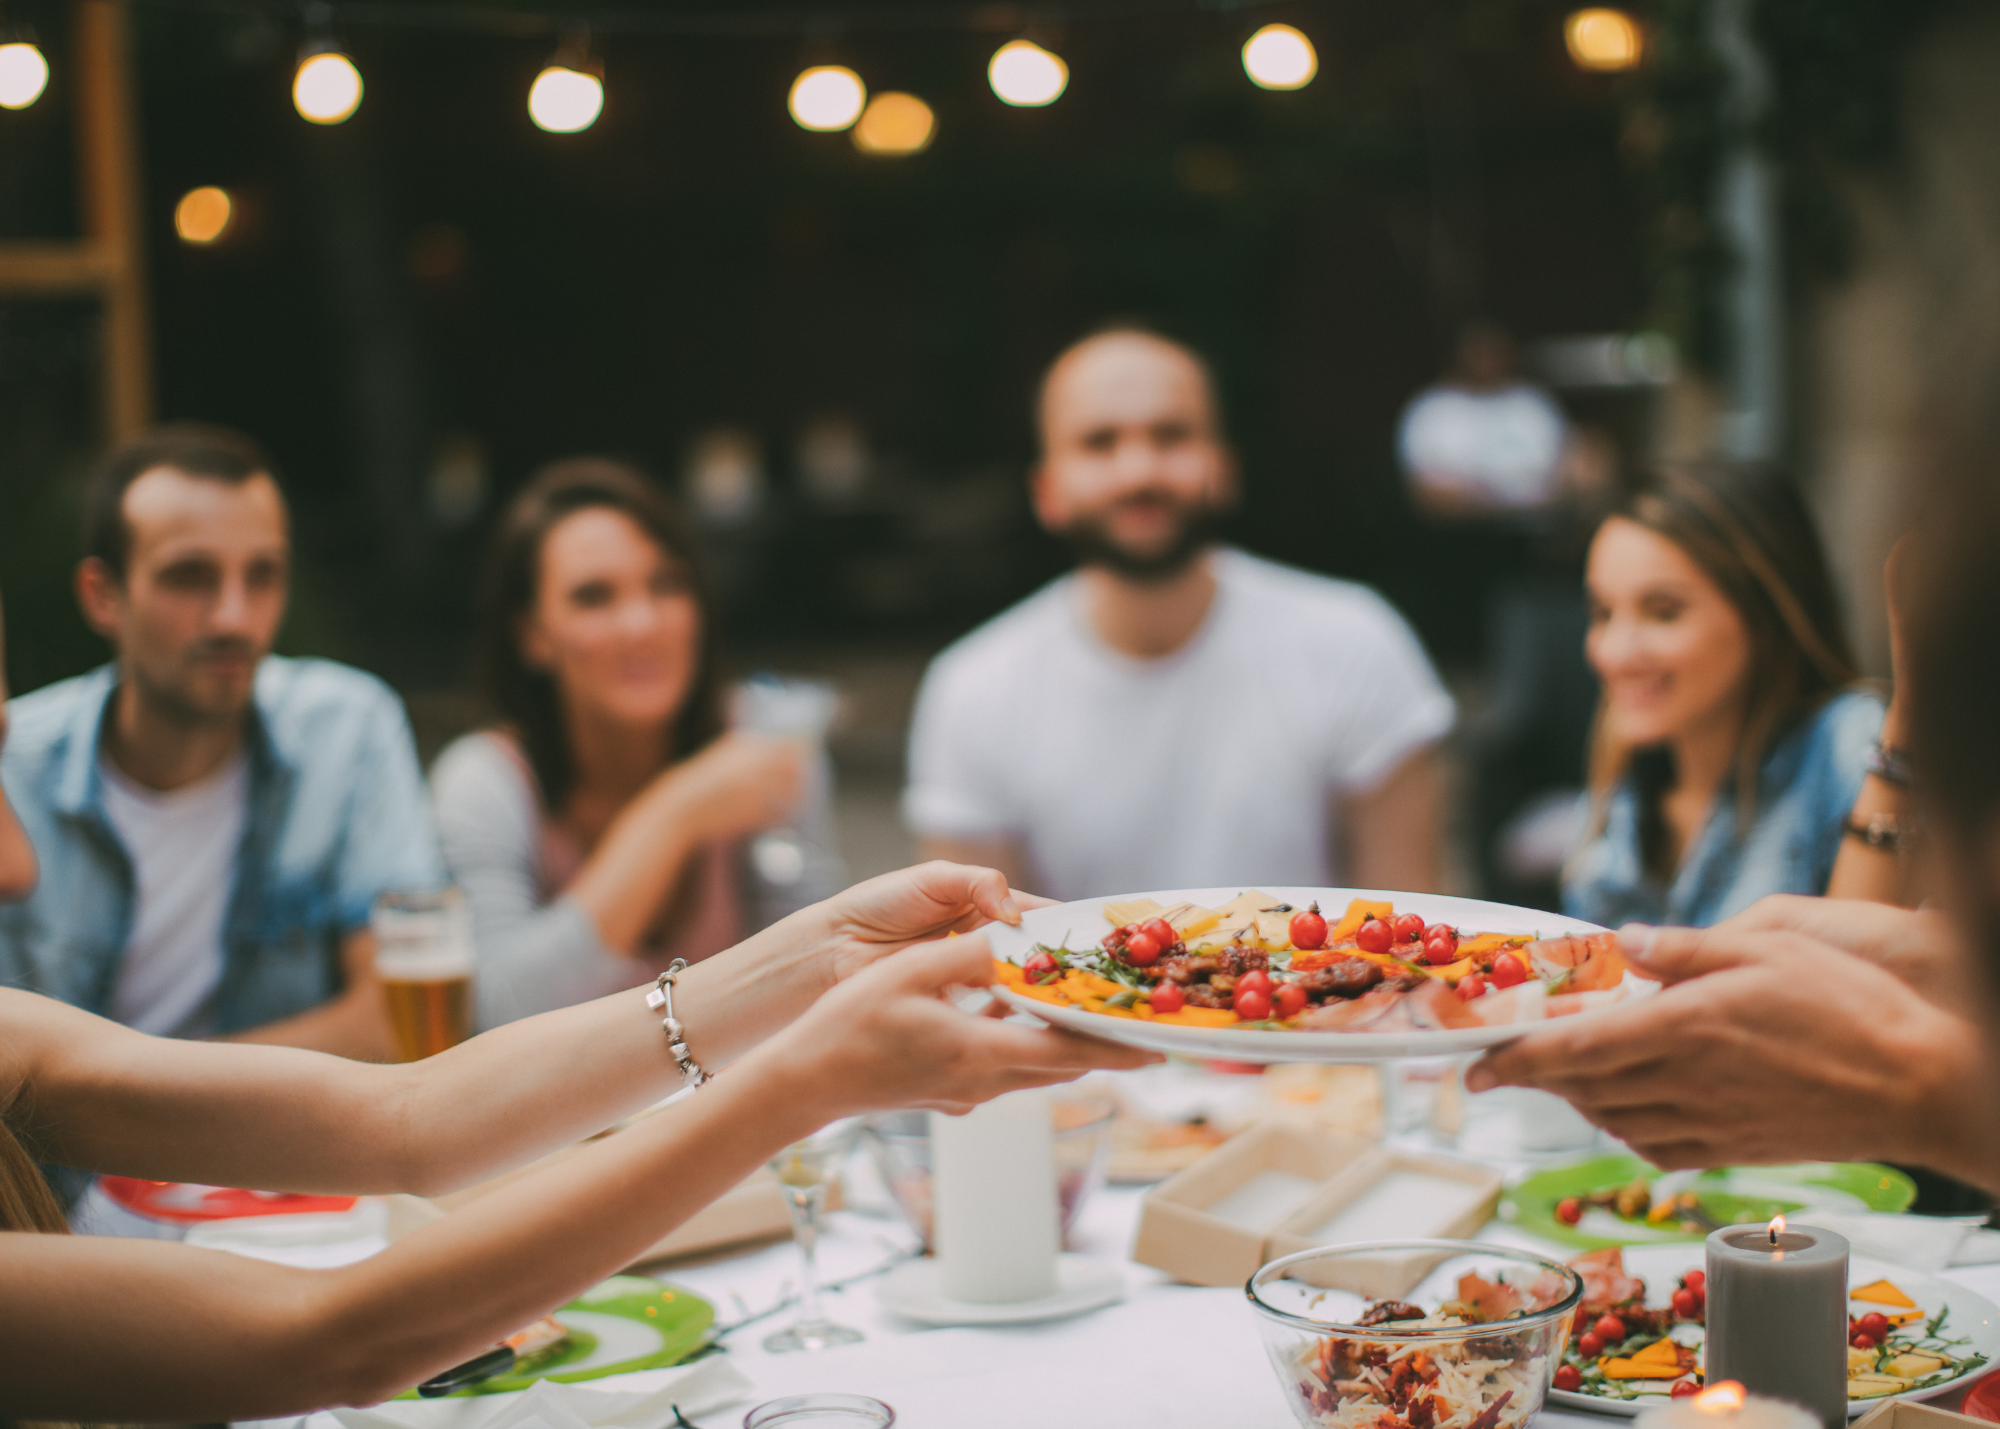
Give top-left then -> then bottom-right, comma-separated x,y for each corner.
1247,1241 -> 1583,1429
862,1094 -> 1116,1250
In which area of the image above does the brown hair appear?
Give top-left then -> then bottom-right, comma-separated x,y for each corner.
1587,460 -> 1859,873
83,422 -> 276,581
476,457 -> 725,814
0,1113 -> 81,1429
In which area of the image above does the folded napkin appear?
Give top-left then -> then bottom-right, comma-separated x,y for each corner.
1789,1211 -> 1991,1274
329,1357 -> 752,1429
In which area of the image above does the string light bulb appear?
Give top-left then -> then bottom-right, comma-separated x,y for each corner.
852,92 -> 934,156
528,36 -> 604,134
293,46 -> 363,124
0,39 -> 48,110
988,39 -> 1067,107
1242,23 -> 1318,90
789,64 -> 866,131
1565,9 -> 1643,71
174,186 -> 234,245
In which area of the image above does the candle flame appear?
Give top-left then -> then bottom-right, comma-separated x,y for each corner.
1695,1382 -> 1747,1414
1769,1214 -> 1786,1243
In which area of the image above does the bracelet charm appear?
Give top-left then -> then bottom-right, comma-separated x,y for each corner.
646,959 -> 712,1087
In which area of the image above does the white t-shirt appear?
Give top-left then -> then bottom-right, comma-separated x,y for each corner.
903,549 -> 1455,901
1397,382 -> 1568,509
99,749 -> 249,1038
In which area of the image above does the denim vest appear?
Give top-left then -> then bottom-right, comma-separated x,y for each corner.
0,656 -> 446,1032
1562,688 -> 1884,930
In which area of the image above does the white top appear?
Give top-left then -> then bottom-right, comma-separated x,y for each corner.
903,549 -> 1454,901
99,748 -> 249,1038
1397,382 -> 1568,509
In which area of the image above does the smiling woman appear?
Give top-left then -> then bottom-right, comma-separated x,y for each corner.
1563,462 -> 1881,928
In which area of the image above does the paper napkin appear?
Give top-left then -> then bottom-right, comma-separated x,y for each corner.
328,1356 -> 753,1429
1791,1211 -> 1988,1274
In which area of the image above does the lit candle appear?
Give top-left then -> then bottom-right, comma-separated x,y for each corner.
929,1088 -> 1058,1303
1706,1218 -> 1851,1428
1636,1380 -> 1822,1429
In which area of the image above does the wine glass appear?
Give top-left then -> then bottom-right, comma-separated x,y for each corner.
764,1119 -> 864,1353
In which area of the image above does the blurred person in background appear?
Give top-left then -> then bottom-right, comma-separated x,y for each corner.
0,425 -> 443,1075
904,325 -> 1453,901
0,595 -> 38,901
430,458 -> 820,1029
1563,461 -> 1887,930
1398,320 -> 1572,521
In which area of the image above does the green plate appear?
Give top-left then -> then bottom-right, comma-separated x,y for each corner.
1503,1154 -> 1916,1249
399,1275 -> 714,1398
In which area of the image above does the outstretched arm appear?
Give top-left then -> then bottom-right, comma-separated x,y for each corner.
0,935 -> 1157,1422
5,861 -> 1026,1197
0,595 -> 39,902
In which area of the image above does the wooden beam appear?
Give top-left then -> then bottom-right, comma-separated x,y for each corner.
73,0 -> 151,438
0,241 -> 115,294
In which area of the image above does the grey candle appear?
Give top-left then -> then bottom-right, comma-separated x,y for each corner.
1706,1220 -> 1850,1429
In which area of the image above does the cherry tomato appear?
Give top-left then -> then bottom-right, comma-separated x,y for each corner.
1672,1287 -> 1701,1318
1593,1314 -> 1627,1345
1275,982 -> 1308,1019
1554,1196 -> 1583,1226
1356,917 -> 1393,955
1392,912 -> 1427,943
1139,917 -> 1180,951
1553,1366 -> 1582,1393
1578,1332 -> 1604,1359
1237,969 -> 1275,996
1100,924 -> 1132,953
1456,973 -> 1488,1001
1023,949 -> 1060,983
1682,1270 -> 1706,1293
1289,905 -> 1328,950
1671,1381 -> 1700,1400
1423,924 -> 1458,956
1233,987 -> 1273,1021
1149,983 -> 1185,1015
1490,952 -> 1529,989
1122,931 -> 1164,966
1423,936 -> 1458,966
1856,1312 -> 1889,1341
1852,1332 -> 1878,1350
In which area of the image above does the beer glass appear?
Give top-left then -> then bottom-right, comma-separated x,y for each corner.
371,886 -> 475,1061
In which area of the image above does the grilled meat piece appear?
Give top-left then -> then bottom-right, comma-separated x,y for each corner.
1183,982 -> 1233,1009
1295,958 -> 1384,1000
1357,1300 -> 1429,1327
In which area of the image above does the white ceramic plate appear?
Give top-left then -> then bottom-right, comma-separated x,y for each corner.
987,886 -> 1643,1064
875,1253 -> 1124,1326
1546,1247 -> 2000,1418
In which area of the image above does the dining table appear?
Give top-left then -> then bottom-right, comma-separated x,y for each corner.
228,1070 -> 2000,1429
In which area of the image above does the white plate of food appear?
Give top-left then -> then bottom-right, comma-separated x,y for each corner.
1544,1244 -> 1999,1417
986,886 -> 1653,1063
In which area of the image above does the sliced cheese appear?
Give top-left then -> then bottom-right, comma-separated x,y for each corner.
1851,1279 -> 1917,1309
1848,1346 -> 1878,1376
1160,901 -> 1223,939
1847,1375 -> 1911,1400
1884,1351 -> 1948,1379
1102,897 -> 1164,927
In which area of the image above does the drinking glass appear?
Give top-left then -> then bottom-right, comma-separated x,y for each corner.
764,1119 -> 864,1353
371,886 -> 475,1061
742,1394 -> 894,1428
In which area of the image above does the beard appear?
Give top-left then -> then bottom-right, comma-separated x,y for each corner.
1057,491 -> 1222,583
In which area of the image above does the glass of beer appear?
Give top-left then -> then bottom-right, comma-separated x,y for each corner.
371,885 -> 475,1061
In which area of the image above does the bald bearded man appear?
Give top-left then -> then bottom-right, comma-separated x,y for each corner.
904,326 -> 1453,901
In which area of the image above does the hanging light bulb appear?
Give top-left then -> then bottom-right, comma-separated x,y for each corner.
293,45 -> 363,125
174,186 -> 234,245
789,64 -> 866,131
1242,23 -> 1318,90
529,34 -> 604,134
988,39 -> 1067,107
852,92 -> 934,156
1564,9 -> 1643,71
0,39 -> 48,110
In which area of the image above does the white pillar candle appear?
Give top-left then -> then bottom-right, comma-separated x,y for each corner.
1706,1221 -> 1851,1428
1636,1382 -> 1821,1429
930,1088 -> 1058,1304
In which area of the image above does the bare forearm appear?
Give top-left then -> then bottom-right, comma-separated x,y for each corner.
566,778 -> 703,954
1342,748 -> 1444,893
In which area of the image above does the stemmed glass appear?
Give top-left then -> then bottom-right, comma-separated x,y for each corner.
764,1119 -> 864,1353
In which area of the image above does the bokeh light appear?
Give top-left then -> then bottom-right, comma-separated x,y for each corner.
0,42 -> 49,110
789,65 -> 866,131
852,92 -> 934,156
1565,9 -> 1643,71
988,39 -> 1068,107
174,186 -> 233,245
528,64 -> 604,133
1242,24 -> 1318,90
292,50 -> 363,124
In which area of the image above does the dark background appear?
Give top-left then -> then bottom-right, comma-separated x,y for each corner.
0,0 -> 1647,703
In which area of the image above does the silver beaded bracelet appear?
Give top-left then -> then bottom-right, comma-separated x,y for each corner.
646,959 -> 712,1087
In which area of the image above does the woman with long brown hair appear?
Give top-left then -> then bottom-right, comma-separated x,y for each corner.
431,457 -> 821,1027
1562,460 -> 1885,927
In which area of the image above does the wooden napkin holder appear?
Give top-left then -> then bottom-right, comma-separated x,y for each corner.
1850,1403 -> 1991,1429
1131,1124 -> 1502,1289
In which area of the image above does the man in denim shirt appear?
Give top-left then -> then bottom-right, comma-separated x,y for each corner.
0,424 -> 444,1060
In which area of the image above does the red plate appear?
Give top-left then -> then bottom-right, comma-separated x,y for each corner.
98,1176 -> 356,1224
